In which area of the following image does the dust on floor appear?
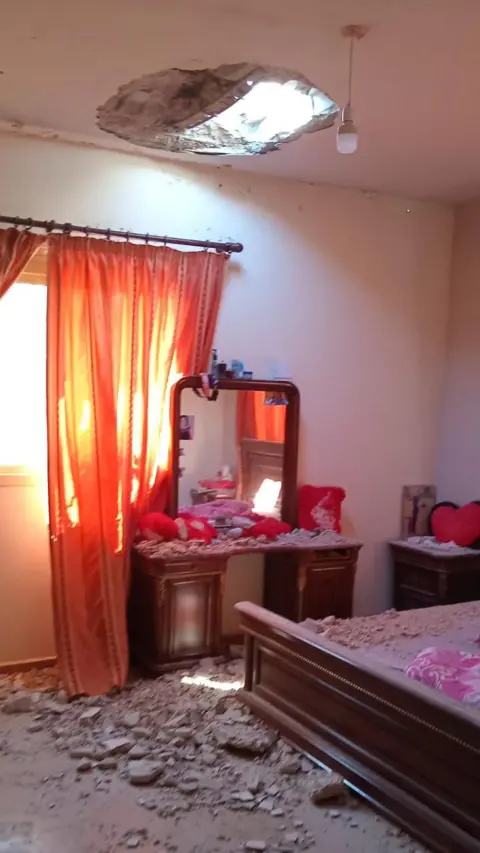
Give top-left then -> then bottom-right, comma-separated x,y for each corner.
0,658 -> 429,853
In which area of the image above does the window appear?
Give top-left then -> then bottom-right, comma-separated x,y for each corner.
0,268 -> 47,477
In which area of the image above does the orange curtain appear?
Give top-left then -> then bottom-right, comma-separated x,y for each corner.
236,391 -> 286,443
47,235 -> 228,696
0,228 -> 45,299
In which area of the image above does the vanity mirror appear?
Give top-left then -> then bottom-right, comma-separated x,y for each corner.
129,375 -> 361,673
169,377 -> 300,526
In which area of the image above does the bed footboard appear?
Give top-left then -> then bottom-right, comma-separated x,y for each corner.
236,602 -> 480,853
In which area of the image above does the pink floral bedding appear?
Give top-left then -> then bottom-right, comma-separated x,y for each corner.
405,647 -> 480,708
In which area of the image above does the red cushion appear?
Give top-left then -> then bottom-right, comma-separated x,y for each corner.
298,485 -> 346,533
245,518 -> 292,540
138,512 -> 178,542
431,503 -> 480,547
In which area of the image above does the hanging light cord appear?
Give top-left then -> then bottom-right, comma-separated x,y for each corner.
347,36 -> 354,107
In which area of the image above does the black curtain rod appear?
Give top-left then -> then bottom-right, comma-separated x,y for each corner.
0,215 -> 243,254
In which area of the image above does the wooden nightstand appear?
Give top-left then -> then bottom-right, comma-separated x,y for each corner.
391,540 -> 480,610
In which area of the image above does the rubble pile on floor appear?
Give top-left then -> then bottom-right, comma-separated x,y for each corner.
0,659 -> 427,853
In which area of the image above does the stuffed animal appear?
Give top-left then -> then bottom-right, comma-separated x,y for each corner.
175,517 -> 215,543
137,512 -> 178,542
244,518 -> 292,540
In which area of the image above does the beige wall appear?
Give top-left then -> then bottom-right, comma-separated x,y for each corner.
437,201 -> 480,502
0,135 -> 454,662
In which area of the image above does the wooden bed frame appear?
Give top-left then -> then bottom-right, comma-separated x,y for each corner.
236,601 -> 480,853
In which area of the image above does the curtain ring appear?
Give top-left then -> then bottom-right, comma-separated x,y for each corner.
63,222 -> 72,236
125,231 -> 131,243
145,233 -> 150,245
24,218 -> 33,232
46,220 -> 55,234
106,229 -> 112,241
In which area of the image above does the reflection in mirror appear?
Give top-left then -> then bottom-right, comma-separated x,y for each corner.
178,389 -> 286,521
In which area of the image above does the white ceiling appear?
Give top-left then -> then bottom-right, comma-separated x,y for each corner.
2,0 -> 480,201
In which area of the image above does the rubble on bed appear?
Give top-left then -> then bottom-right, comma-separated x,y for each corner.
301,600 -> 480,649
135,529 -> 361,560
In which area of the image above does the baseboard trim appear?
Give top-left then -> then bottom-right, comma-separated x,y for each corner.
0,656 -> 57,674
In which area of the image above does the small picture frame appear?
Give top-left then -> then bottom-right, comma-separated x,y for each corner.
179,414 -> 195,441
401,485 -> 437,539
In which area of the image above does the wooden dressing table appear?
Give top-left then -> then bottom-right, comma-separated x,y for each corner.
128,536 -> 361,673
128,375 -> 360,673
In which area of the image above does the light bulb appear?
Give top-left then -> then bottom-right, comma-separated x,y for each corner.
336,104 -> 358,154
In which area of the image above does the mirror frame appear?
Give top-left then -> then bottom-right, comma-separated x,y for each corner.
169,376 -> 300,525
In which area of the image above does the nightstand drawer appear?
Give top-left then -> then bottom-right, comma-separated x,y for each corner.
394,561 -> 439,594
395,586 -> 437,611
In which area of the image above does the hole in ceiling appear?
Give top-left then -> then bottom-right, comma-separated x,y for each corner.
97,63 -> 339,156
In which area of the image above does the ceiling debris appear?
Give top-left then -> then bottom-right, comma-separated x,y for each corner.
97,63 -> 339,156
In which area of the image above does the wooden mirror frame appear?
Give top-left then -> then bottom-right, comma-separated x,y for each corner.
168,377 -> 300,525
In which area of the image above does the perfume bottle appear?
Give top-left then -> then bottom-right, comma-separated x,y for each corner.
211,348 -> 218,378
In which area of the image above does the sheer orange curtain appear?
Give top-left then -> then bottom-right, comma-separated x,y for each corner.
47,236 -> 228,696
0,228 -> 45,299
236,391 -> 286,443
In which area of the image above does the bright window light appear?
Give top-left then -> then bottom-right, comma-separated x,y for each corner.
253,478 -> 282,516
0,283 -> 47,473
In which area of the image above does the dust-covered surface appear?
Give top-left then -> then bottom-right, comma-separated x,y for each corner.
0,658 -> 430,853
302,601 -> 480,653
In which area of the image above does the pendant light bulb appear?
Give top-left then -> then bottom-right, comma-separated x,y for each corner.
337,103 -> 358,154
337,25 -> 366,155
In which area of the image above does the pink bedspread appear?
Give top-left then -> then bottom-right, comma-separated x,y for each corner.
405,647 -> 480,708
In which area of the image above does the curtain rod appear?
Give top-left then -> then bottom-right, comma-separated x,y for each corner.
0,215 -> 243,254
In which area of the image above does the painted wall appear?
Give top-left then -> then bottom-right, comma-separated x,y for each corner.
0,134 -> 454,663
437,201 -> 480,502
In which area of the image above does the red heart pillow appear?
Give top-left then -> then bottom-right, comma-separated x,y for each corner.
138,512 -> 178,542
431,502 -> 480,547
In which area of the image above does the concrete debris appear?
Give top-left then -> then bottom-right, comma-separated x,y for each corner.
104,736 -> 134,755
128,744 -> 149,759
216,724 -> 276,756
2,690 -> 39,713
128,760 -> 164,785
80,706 -> 102,724
98,757 -> 117,770
0,654 -> 428,853
123,711 -> 141,728
310,772 -> 345,804
279,758 -> 302,775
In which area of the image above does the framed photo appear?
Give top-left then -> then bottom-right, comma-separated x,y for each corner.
401,485 -> 437,538
179,414 -> 195,441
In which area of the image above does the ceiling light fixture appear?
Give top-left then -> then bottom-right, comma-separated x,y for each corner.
337,24 -> 367,155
